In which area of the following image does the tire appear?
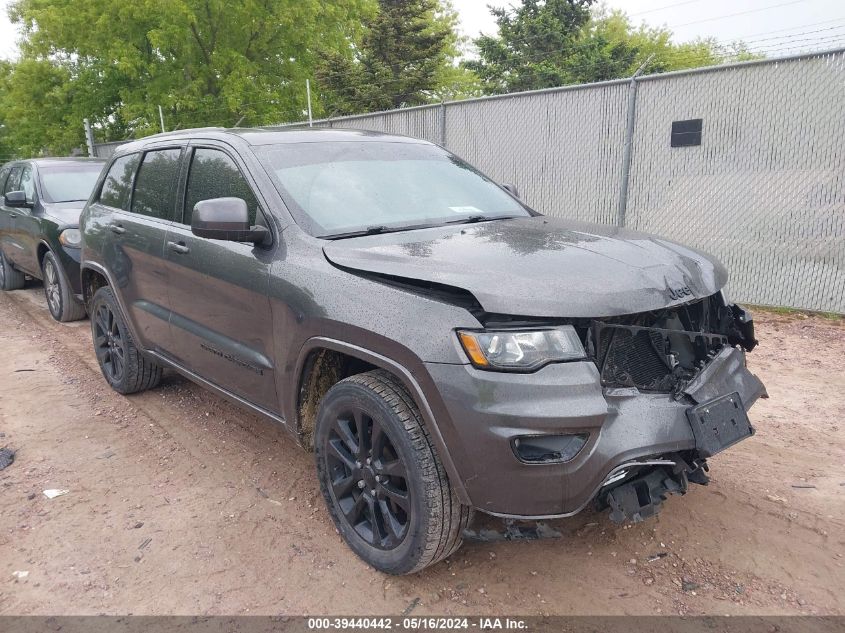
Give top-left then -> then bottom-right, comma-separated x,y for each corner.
0,249 -> 25,291
42,251 -> 86,322
90,286 -> 163,394
315,369 -> 473,574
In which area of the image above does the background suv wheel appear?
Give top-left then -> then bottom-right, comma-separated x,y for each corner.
41,251 -> 86,322
90,286 -> 163,394
314,369 -> 473,574
0,250 -> 26,291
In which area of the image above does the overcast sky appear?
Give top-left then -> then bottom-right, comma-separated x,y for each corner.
1,0 -> 844,60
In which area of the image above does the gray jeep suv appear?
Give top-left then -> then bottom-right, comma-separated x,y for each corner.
80,128 -> 766,574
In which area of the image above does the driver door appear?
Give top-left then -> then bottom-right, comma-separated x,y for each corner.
0,165 -> 23,266
163,143 -> 278,414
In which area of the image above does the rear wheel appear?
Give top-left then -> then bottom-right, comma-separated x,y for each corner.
0,250 -> 25,291
42,251 -> 86,322
315,369 -> 472,574
90,286 -> 162,394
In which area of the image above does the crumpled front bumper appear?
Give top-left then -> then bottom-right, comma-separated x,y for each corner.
425,347 -> 766,519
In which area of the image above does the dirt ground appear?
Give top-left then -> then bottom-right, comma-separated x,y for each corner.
0,283 -> 842,616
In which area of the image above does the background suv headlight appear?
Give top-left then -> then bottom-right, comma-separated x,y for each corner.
58,228 -> 82,248
458,325 -> 585,371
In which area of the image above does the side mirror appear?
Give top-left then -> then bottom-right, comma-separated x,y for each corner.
4,191 -> 32,208
501,183 -> 520,199
191,197 -> 270,245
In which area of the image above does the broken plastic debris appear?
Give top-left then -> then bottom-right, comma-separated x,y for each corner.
0,448 -> 14,471
43,489 -> 69,499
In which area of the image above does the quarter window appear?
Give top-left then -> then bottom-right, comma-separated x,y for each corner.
184,148 -> 259,226
131,149 -> 182,220
99,154 -> 140,211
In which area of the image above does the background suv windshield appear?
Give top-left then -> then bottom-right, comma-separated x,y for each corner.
39,163 -> 105,203
256,141 -> 529,237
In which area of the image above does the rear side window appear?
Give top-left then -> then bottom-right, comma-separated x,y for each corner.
131,149 -> 182,220
4,166 -> 22,195
100,154 -> 140,211
184,148 -> 259,226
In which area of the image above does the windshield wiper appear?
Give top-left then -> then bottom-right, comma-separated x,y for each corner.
322,215 -> 521,240
322,225 -> 404,240
445,214 -> 519,225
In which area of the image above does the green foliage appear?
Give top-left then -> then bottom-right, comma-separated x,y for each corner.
0,61 -> 16,161
2,0 -> 372,155
466,3 -> 762,94
0,57 -> 84,156
316,0 -> 479,116
465,0 -> 595,94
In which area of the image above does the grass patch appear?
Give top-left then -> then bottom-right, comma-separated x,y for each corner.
748,304 -> 844,322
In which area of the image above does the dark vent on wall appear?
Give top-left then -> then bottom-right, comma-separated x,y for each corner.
671,119 -> 703,147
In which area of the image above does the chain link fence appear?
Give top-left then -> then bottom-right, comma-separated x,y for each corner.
94,48 -> 845,313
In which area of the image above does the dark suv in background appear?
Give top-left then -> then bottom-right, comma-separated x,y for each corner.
0,157 -> 106,321
80,128 -> 765,574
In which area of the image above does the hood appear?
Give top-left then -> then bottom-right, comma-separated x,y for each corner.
43,202 -> 85,227
323,216 -> 728,318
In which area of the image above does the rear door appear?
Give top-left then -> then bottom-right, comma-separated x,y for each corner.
0,164 -> 12,261
163,143 -> 279,413
93,147 -> 182,352
11,164 -> 42,275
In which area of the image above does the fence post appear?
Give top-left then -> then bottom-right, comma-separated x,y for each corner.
83,118 -> 96,157
617,54 -> 654,228
439,101 -> 447,147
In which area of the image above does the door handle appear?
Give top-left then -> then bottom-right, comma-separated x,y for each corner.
9,213 -> 17,219
167,241 -> 190,255
109,223 -> 126,235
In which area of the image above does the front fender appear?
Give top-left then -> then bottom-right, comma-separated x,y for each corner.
291,335 -> 472,505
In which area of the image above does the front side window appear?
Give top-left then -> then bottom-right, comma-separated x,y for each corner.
183,148 -> 259,226
100,154 -> 140,211
131,149 -> 182,220
39,162 -> 105,203
254,141 -> 529,237
4,166 -> 22,195
19,165 -> 35,202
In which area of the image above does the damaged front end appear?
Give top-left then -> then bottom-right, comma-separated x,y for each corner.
584,295 -> 766,523
587,293 -> 758,395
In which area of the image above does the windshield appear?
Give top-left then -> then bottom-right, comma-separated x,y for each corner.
39,163 -> 105,203
255,141 -> 530,237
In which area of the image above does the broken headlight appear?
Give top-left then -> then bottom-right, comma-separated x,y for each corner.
457,326 -> 585,371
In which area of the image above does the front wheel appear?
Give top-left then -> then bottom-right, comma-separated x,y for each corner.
42,251 -> 86,322
90,286 -> 163,394
315,369 -> 473,574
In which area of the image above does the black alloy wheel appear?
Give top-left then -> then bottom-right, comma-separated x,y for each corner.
89,286 -> 162,394
326,406 -> 411,549
315,370 -> 473,574
93,301 -> 125,384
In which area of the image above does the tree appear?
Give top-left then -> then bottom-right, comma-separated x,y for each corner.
465,0 -> 596,94
0,61 -> 17,161
466,2 -> 760,95
316,0 -> 477,115
4,0 -> 371,154
0,58 -> 84,157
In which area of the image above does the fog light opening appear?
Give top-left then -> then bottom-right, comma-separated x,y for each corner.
512,433 -> 588,464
